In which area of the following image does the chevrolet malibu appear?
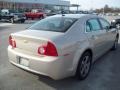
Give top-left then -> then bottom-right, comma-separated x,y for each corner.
8,14 -> 119,80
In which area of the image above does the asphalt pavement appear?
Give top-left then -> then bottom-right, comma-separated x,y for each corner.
0,18 -> 120,90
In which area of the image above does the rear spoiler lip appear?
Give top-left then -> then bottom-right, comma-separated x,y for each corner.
11,33 -> 49,41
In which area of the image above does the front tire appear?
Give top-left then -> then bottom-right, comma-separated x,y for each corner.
39,15 -> 44,20
21,20 -> 25,23
111,37 -> 119,50
76,51 -> 92,80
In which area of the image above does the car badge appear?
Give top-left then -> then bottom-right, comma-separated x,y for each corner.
24,40 -> 28,43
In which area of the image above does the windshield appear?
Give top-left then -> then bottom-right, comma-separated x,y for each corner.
29,17 -> 77,32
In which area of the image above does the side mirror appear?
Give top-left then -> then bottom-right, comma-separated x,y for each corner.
109,25 -> 116,29
116,24 -> 120,30
111,22 -> 117,28
105,25 -> 116,31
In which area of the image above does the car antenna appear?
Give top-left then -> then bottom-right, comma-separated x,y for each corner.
61,9 -> 65,16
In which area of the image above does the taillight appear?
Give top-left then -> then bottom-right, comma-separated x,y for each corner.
9,36 -> 12,46
9,35 -> 16,48
38,42 -> 58,56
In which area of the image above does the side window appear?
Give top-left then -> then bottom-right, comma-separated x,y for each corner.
87,19 -> 101,31
86,22 -> 91,32
99,18 -> 110,29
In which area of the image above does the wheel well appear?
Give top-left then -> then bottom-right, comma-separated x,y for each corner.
83,49 -> 93,60
75,49 -> 93,76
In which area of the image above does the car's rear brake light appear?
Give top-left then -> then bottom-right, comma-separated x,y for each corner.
9,35 -> 16,48
38,41 -> 58,56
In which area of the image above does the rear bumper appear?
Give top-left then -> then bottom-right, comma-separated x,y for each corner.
8,46 -> 73,80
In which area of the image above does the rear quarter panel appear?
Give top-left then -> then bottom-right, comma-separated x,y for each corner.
52,17 -> 93,74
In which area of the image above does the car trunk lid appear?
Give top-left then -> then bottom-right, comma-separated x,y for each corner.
11,30 -> 63,56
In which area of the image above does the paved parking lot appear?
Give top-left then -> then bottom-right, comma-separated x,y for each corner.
102,15 -> 120,21
0,16 -> 120,90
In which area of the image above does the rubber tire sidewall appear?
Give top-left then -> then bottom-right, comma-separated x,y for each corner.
21,20 -> 25,23
11,18 -> 14,24
76,51 -> 92,80
111,37 -> 119,50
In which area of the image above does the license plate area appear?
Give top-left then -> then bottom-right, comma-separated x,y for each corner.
16,56 -> 29,67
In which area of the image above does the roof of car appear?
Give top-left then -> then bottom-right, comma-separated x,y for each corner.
52,14 -> 99,19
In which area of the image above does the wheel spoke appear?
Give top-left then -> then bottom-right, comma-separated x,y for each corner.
85,62 -> 90,74
80,55 -> 91,77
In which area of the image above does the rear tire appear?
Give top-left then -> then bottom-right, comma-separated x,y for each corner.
111,37 -> 119,50
11,18 -> 14,24
76,51 -> 92,80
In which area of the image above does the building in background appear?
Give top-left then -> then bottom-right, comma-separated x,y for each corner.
0,0 -> 70,11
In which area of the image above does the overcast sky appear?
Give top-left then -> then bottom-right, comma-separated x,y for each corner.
67,0 -> 120,10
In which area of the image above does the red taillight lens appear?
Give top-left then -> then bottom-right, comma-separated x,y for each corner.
9,35 -> 12,46
38,42 -> 58,56
9,35 -> 16,48
45,42 -> 58,56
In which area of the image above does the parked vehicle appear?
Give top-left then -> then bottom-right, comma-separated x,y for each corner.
0,9 -> 26,23
111,18 -> 120,29
25,9 -> 45,20
105,13 -> 112,16
8,14 -> 119,80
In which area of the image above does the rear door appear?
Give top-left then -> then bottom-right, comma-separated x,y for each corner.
99,18 -> 117,49
85,18 -> 108,59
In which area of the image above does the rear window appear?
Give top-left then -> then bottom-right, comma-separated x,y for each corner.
29,17 -> 77,32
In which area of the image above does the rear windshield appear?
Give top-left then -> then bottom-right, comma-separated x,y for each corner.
29,17 -> 77,32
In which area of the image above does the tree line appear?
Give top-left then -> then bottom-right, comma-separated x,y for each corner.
95,4 -> 120,13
